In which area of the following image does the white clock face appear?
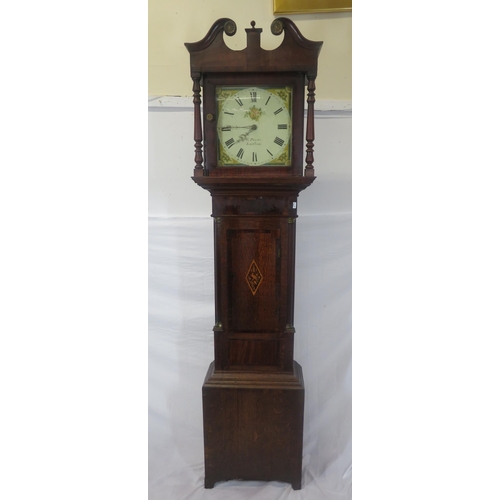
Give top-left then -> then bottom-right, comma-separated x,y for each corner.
216,86 -> 292,167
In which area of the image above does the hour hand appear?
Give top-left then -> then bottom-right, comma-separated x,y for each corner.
236,125 -> 257,143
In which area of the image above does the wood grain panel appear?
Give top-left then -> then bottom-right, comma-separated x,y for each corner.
227,228 -> 280,332
229,340 -> 278,366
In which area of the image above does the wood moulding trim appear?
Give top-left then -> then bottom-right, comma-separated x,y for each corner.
191,175 -> 315,195
204,360 -> 304,389
184,18 -> 322,78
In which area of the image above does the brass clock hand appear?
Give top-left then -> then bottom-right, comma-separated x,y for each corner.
236,124 -> 257,143
219,125 -> 256,131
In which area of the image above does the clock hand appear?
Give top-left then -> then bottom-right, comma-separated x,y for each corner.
236,125 -> 257,143
219,125 -> 256,131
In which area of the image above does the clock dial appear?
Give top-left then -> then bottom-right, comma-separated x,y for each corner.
216,86 -> 292,167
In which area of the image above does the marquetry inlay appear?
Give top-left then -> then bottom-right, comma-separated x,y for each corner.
246,259 -> 263,295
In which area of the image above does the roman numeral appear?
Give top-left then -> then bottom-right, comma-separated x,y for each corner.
235,98 -> 243,106
267,149 -> 274,157
252,152 -> 258,162
274,107 -> 283,115
236,148 -> 244,159
250,91 -> 257,102
224,111 -> 234,115
278,124 -> 288,130
221,126 -> 231,131
274,137 -> 285,147
265,96 -> 271,106
225,138 -> 235,148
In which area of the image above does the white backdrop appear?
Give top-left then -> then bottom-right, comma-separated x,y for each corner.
149,99 -> 352,499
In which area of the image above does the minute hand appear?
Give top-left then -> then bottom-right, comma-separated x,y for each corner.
219,125 -> 256,130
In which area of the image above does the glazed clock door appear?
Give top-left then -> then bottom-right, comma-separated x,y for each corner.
202,73 -> 306,176
216,86 -> 293,167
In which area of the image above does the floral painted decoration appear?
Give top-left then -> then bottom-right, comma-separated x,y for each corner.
244,106 -> 264,121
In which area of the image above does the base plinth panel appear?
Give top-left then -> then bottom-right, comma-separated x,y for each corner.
202,361 -> 305,490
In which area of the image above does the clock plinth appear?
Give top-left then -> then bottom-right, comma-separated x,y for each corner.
185,18 -> 322,490
203,361 -> 304,490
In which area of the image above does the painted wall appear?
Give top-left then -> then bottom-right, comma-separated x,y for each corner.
149,0 -> 351,101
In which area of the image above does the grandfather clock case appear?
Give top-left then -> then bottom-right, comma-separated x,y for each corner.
185,18 -> 322,490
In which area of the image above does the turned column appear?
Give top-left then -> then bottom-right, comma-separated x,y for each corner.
305,77 -> 316,177
192,75 -> 204,177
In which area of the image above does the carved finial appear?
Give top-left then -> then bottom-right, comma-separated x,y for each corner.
245,19 -> 262,47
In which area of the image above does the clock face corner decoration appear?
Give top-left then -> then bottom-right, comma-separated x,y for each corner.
185,18 -> 323,490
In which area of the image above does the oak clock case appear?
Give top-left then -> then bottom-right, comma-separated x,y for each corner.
185,18 -> 322,490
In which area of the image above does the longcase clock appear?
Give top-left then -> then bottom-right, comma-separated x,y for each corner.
185,18 -> 322,490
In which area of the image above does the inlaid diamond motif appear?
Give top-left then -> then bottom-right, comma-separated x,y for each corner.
246,259 -> 263,295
